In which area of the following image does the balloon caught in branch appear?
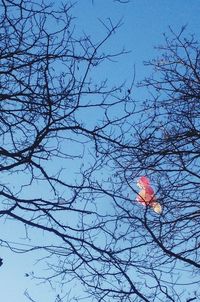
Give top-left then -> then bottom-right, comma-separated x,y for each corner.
136,176 -> 162,214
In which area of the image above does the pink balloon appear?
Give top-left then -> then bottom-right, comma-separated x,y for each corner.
136,176 -> 162,214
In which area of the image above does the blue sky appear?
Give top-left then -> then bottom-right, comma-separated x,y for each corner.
1,1 -> 200,301
75,0 -> 200,82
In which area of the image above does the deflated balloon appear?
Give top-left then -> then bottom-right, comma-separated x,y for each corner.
136,176 -> 162,214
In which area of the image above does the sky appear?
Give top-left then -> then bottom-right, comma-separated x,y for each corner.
1,1 -> 200,301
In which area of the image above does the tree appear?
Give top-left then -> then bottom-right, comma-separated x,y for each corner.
25,28 -> 200,302
0,0 -> 131,234
0,0 -> 136,300
2,0 -> 200,301
44,27 -> 199,302
105,27 -> 200,301
134,27 -> 200,272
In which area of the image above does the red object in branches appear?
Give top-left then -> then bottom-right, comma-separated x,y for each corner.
136,176 -> 162,214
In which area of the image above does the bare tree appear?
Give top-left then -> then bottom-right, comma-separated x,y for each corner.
24,28 -> 200,302
0,0 -> 144,301
0,0 -> 131,235
101,27 -> 200,301
1,0 -> 199,301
